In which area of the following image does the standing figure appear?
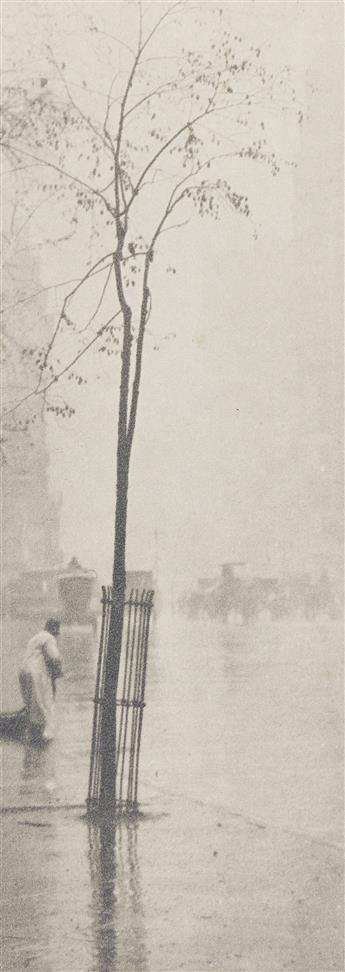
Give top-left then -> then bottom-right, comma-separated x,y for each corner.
19,618 -> 63,743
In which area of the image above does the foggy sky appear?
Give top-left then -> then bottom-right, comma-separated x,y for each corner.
5,1 -> 343,591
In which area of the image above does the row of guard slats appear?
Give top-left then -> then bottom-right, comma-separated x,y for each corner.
87,588 -> 154,812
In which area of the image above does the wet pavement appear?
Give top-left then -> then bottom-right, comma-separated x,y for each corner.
1,614 -> 343,970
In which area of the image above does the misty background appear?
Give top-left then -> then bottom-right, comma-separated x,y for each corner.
4,1 -> 343,595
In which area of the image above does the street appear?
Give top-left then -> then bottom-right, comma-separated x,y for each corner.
1,614 -> 343,970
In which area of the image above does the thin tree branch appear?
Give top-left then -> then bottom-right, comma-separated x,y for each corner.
13,228 -> 76,255
4,190 -> 57,245
137,0 -> 143,53
159,216 -> 191,235
77,264 -> 113,334
146,147 -> 239,247
124,100 -> 245,216
3,311 -> 121,417
1,142 -> 116,216
2,254 -> 116,421
103,72 -> 119,154
39,312 -> 121,395
126,253 -> 150,454
37,255 -> 115,384
91,27 -> 136,59
1,256 -> 114,315
123,75 -> 182,121
48,48 -> 113,155
139,1 -> 184,57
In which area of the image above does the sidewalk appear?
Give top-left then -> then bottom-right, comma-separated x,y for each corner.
2,788 -> 343,972
2,616 -> 343,970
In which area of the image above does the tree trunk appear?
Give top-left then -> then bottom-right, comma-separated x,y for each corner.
99,297 -> 131,810
99,443 -> 129,809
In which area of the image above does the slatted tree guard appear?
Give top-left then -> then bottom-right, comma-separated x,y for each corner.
87,587 -> 154,814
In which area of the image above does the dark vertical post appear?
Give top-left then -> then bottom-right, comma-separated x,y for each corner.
127,590 -> 147,804
115,593 -> 133,775
100,421 -> 130,809
87,587 -> 107,807
133,592 -> 154,805
118,590 -> 139,803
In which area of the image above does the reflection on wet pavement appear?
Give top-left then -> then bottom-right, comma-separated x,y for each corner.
88,818 -> 147,972
1,613 -> 343,971
2,612 -> 343,839
20,741 -> 58,804
2,807 -> 152,971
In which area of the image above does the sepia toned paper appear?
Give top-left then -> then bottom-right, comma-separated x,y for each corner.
1,2 -> 343,970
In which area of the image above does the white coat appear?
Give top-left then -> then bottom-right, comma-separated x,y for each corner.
19,629 -> 62,740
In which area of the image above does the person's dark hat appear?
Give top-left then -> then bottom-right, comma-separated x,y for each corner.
45,618 -> 61,635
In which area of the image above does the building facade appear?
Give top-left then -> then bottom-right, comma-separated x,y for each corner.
2,243 -> 63,585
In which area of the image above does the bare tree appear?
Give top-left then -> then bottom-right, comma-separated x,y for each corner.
1,1 -> 300,806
